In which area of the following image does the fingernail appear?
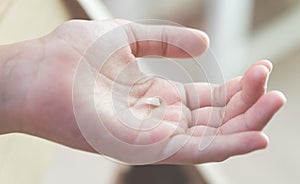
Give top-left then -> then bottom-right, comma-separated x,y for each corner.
261,132 -> 270,143
273,90 -> 287,103
261,66 -> 270,90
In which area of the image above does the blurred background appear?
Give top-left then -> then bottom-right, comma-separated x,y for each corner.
0,0 -> 299,183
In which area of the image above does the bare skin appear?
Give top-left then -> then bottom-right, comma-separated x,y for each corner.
0,20 -> 286,164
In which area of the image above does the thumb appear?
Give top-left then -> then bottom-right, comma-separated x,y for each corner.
122,21 -> 210,58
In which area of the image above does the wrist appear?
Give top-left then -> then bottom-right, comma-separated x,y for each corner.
0,40 -> 45,134
0,44 -> 18,133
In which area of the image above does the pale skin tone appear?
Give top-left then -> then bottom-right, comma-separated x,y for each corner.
0,19 -> 286,164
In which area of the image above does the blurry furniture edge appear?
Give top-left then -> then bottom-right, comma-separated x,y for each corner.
115,165 -> 208,184
0,0 -> 14,22
62,0 -> 90,20
65,0 -> 112,20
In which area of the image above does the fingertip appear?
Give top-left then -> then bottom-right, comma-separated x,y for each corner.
254,65 -> 270,82
256,64 -> 270,75
260,132 -> 270,149
243,61 -> 271,87
223,132 -> 270,159
187,28 -> 210,53
269,90 -> 287,105
244,64 -> 270,91
243,132 -> 269,152
256,60 -> 273,72
199,31 -> 210,49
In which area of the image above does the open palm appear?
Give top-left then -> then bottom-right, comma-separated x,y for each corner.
19,20 -> 285,164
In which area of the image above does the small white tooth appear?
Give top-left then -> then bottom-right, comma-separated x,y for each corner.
145,97 -> 161,107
